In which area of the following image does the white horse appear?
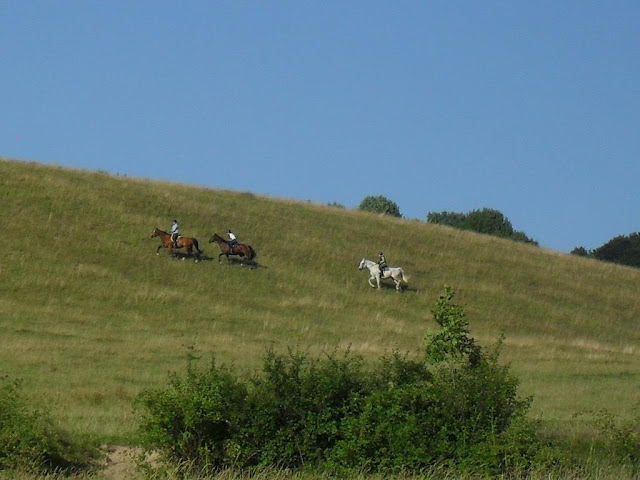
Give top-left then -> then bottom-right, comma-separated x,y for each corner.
358,258 -> 409,292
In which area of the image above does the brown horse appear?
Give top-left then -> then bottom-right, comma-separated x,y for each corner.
151,228 -> 203,262
209,233 -> 256,266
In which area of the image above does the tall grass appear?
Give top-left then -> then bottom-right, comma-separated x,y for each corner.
1,157 -> 639,445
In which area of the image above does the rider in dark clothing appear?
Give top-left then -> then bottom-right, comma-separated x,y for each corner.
378,252 -> 387,276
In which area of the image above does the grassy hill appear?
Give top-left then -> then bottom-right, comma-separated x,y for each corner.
1,157 -> 639,443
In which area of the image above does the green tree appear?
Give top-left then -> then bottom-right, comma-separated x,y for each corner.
592,232 -> 640,268
424,286 -> 481,373
426,210 -> 466,227
358,195 -> 402,217
427,208 -> 537,245
463,208 -> 515,237
570,246 -> 591,257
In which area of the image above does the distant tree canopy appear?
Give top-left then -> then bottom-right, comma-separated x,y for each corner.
570,246 -> 590,257
572,232 -> 640,268
427,208 -> 538,245
358,195 -> 402,218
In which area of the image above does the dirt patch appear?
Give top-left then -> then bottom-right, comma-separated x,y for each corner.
100,445 -> 141,480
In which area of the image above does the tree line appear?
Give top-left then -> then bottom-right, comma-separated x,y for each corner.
355,195 -> 640,268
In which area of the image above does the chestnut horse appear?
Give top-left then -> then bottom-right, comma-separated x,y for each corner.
151,228 -> 203,262
209,233 -> 256,266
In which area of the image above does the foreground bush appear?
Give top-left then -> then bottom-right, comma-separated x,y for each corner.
0,378 -> 95,473
331,288 -> 549,475
593,408 -> 640,471
238,349 -> 371,469
136,359 -> 247,469
136,287 -> 553,475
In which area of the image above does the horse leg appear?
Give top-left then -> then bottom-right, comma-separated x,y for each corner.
156,245 -> 163,255
218,252 -> 224,264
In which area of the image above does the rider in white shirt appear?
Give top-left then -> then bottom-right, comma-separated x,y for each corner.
170,220 -> 180,248
227,229 -> 237,253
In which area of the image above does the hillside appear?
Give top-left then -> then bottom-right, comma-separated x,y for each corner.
1,157 -> 639,441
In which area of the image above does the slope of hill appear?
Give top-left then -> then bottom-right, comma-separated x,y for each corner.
1,158 -> 639,440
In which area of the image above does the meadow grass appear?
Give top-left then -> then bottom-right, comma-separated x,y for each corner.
1,157 -> 639,447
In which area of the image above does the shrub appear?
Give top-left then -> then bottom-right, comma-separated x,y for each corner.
136,288 -> 549,476
424,286 -> 481,367
592,232 -> 640,268
332,382 -> 443,471
570,246 -> 591,257
593,408 -> 640,469
0,378 -> 95,473
427,208 -> 537,245
135,359 -> 247,471
332,341 -> 535,474
358,195 -> 402,217
239,348 -> 370,469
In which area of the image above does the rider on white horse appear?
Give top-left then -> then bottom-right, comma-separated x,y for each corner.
358,257 -> 408,292
378,252 -> 387,276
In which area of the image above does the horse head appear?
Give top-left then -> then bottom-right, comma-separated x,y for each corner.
209,233 -> 224,244
358,258 -> 367,270
151,228 -> 160,238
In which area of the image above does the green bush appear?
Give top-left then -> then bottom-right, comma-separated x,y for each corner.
239,349 -> 370,469
358,195 -> 402,217
136,287 -> 550,476
0,378 -> 95,473
593,408 -> 640,469
332,382 -> 446,471
427,208 -> 537,245
331,342 -> 535,474
592,232 -> 640,268
135,359 -> 247,470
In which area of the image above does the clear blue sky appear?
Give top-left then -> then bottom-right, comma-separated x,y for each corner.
2,2 -> 639,252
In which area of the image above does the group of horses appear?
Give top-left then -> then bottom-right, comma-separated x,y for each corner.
151,228 -> 409,292
151,228 -> 256,266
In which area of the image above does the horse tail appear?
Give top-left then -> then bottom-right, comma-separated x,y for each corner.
193,238 -> 203,254
248,245 -> 256,260
400,269 -> 409,284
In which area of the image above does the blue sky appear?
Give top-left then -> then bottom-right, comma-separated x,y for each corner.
2,2 -> 639,252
